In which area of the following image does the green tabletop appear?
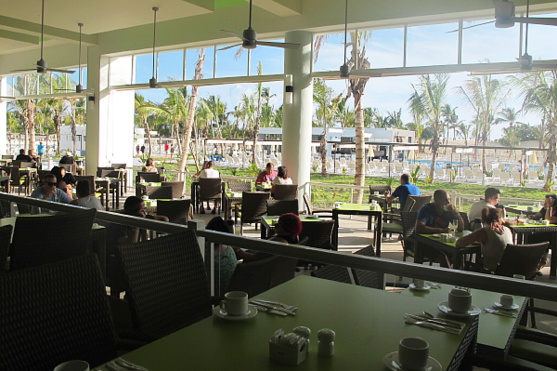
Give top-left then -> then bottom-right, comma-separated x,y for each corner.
139,182 -> 163,187
98,276 -> 475,370
510,222 -> 557,228
262,215 -> 323,224
334,203 -> 380,211
401,284 -> 526,359
226,192 -> 243,198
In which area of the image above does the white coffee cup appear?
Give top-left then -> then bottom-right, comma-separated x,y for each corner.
413,279 -> 425,289
448,288 -> 472,313
398,337 -> 429,371
500,294 -> 514,309
220,291 -> 248,316
53,360 -> 90,371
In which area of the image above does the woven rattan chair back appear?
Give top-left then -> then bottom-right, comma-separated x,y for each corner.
117,230 -> 211,338
495,242 -> 550,280
9,208 -> 97,271
161,181 -> 185,198
0,254 -> 116,371
74,176 -> 96,195
240,192 -> 270,224
157,199 -> 192,224
273,184 -> 298,200
0,225 -> 13,274
369,185 -> 391,195
407,195 -> 432,212
311,264 -> 353,284
112,163 -> 127,169
266,199 -> 299,216
145,185 -> 173,200
136,172 -> 161,183
228,180 -> 251,193
96,167 -> 117,178
300,219 -> 335,250
352,245 -> 384,289
198,178 -> 222,202
59,163 -> 77,174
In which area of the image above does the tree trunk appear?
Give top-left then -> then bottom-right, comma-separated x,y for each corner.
352,90 -> 366,203
25,99 -> 36,154
143,119 -> 152,158
320,130 -> 328,176
178,49 -> 205,180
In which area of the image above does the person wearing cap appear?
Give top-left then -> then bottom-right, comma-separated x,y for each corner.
384,173 -> 421,210
468,188 -> 502,230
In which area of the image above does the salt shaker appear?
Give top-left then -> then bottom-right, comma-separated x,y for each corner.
317,328 -> 335,357
293,326 -> 311,355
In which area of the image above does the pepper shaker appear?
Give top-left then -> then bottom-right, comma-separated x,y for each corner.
317,328 -> 335,357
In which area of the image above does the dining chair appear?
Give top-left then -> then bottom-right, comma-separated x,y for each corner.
9,167 -> 32,195
0,254 -> 117,371
311,263 -> 353,284
59,163 -> 77,174
351,245 -> 384,289
407,195 -> 432,212
298,219 -> 336,269
273,184 -> 298,200
161,181 -> 185,198
368,185 -> 391,196
459,211 -> 471,231
145,185 -> 173,200
228,180 -> 251,193
400,211 -> 420,262
227,255 -> 298,298
198,178 -> 223,214
96,166 -> 118,178
382,198 -> 416,239
136,172 -> 162,183
236,191 -> 270,233
112,163 -> 127,169
302,193 -> 332,218
9,208 -> 97,271
266,199 -> 299,216
116,230 -> 211,339
0,225 -> 13,273
157,199 -> 192,224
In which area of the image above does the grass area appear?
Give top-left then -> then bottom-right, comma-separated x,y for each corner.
152,157 -> 548,210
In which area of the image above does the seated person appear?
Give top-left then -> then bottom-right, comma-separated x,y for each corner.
50,166 -> 72,198
60,166 -> 76,186
468,187 -> 502,230
255,162 -> 277,187
384,173 -> 421,210
529,194 -> 557,224
15,149 -> 33,163
416,190 -> 464,267
59,152 -> 75,164
456,207 -> 512,272
142,158 -> 158,173
28,149 -> 39,163
71,181 -> 103,211
196,161 -> 221,214
206,216 -> 238,296
271,165 -> 292,194
30,174 -> 72,204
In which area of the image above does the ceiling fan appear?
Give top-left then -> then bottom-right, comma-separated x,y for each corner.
12,0 -> 74,75
149,6 -> 159,88
220,0 -> 300,50
55,23 -> 88,93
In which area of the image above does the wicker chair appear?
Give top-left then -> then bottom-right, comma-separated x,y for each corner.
273,184 -> 298,200
0,225 -> 13,273
9,167 -> 33,195
112,163 -> 127,169
145,185 -> 173,200
116,231 -> 211,339
352,245 -> 384,289
0,254 -> 117,371
9,208 -> 97,271
227,255 -> 298,297
198,178 -> 223,214
300,219 -> 335,250
302,193 -> 332,217
266,199 -> 299,216
161,181 -> 185,199
368,185 -> 391,196
96,167 -> 119,178
236,192 -> 270,233
228,180 -> 251,193
311,263 -> 353,284
157,199 -> 192,224
136,172 -> 162,183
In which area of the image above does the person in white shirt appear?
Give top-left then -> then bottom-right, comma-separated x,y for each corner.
71,180 -> 104,211
469,188 -> 501,230
196,161 -> 221,214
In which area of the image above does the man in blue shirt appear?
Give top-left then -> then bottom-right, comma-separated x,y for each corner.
385,173 -> 421,210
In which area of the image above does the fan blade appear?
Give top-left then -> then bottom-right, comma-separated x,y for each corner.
218,44 -> 242,51
221,29 -> 244,40
514,17 -> 557,26
255,40 -> 300,49
48,68 -> 75,74
446,20 -> 495,33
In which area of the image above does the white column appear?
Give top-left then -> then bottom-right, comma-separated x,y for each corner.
0,78 -> 7,154
282,31 -> 313,210
86,49 -> 134,176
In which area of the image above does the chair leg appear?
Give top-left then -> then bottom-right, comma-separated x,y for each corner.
529,298 -> 537,328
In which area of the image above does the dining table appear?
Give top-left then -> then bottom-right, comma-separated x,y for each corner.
401,283 -> 527,360
96,275 -> 478,370
415,233 -> 480,269
222,191 -> 243,221
508,222 -> 557,279
332,203 -> 383,255
95,177 -> 120,211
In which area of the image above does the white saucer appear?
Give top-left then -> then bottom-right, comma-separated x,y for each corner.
409,283 -> 431,291
213,305 -> 258,321
383,351 -> 442,371
431,234 -> 441,238
438,302 -> 481,317
494,302 -> 519,310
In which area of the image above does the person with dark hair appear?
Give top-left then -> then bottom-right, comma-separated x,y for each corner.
271,213 -> 303,244
71,181 -> 103,210
456,207 -> 512,272
529,194 -> 557,224
142,158 -> 158,173
255,162 -> 277,186
384,173 -> 421,210
206,216 -> 238,296
50,166 -> 72,198
468,187 -> 502,230
271,165 -> 293,194
59,152 -> 75,164
15,149 -> 33,162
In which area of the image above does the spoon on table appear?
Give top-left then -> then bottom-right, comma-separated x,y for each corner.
423,311 -> 465,327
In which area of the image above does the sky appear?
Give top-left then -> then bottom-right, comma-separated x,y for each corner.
126,13 -> 557,140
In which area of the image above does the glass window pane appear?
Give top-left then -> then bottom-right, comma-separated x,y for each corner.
186,47 -> 215,80
158,50 -> 184,82
250,41 -> 285,75
527,14 -> 557,61
366,28 -> 404,69
313,33 -> 345,72
110,56 -> 133,85
216,45 -> 248,78
462,21 -> 520,63
134,54 -> 153,84
406,23 -> 459,66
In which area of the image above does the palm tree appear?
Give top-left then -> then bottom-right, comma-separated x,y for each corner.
135,94 -> 158,157
512,71 -> 557,191
251,62 -> 266,165
495,107 -> 523,158
313,78 -> 342,176
457,74 -> 510,172
408,74 -> 450,182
